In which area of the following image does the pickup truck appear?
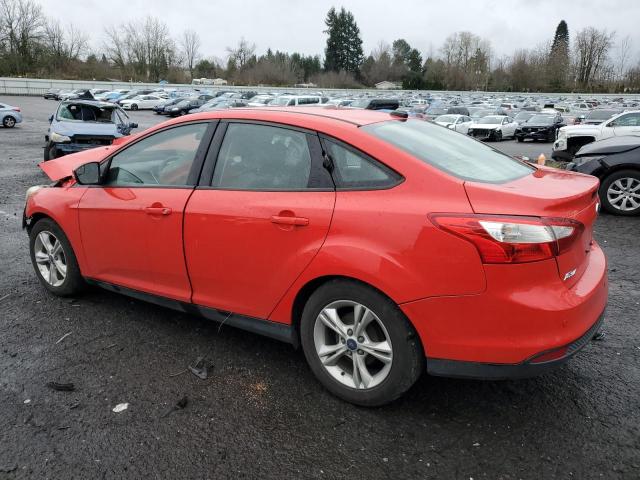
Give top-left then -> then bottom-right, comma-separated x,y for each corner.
552,110 -> 640,161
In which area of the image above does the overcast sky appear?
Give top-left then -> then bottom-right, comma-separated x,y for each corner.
39,0 -> 639,63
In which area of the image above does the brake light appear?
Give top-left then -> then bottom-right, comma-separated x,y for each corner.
429,214 -> 583,264
12,107 -> 21,112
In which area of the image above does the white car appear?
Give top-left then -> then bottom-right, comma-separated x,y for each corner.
467,115 -> 518,141
268,95 -> 326,107
553,110 -> 640,161
120,95 -> 165,110
434,114 -> 473,134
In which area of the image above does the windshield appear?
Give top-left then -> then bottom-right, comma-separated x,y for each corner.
478,116 -> 503,124
471,110 -> 494,118
270,97 -> 293,106
514,112 -> 534,121
57,103 -> 117,123
426,107 -> 448,115
435,115 -> 458,123
587,110 -> 620,120
350,99 -> 370,108
526,115 -> 555,124
362,120 -> 533,183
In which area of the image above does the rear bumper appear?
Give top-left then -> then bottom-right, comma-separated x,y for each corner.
426,308 -> 605,379
401,242 -> 608,368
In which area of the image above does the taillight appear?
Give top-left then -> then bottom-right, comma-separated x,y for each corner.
429,214 -> 584,264
12,107 -> 21,112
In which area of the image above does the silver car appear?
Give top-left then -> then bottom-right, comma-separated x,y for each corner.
0,102 -> 23,128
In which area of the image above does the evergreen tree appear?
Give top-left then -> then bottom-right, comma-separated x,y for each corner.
323,7 -> 364,74
548,20 -> 569,90
392,39 -> 412,66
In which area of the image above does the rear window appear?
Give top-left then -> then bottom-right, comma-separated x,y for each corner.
362,120 -> 534,183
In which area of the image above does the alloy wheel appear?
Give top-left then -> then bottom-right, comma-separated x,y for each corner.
33,231 -> 67,287
4,116 -> 15,127
607,177 -> 640,212
313,300 -> 393,390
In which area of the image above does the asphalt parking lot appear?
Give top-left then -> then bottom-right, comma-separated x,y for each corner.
1,96 -> 639,479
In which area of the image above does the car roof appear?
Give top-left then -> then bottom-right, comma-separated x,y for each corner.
213,106 -> 395,126
60,99 -> 116,108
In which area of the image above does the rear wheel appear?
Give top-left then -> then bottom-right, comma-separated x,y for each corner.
300,280 -> 423,406
29,218 -> 86,296
600,170 -> 640,216
3,115 -> 16,128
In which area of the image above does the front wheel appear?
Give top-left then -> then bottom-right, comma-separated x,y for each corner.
29,218 -> 86,296
493,130 -> 502,142
3,115 -> 16,128
130,104 -> 138,111
600,170 -> 640,216
300,280 -> 423,406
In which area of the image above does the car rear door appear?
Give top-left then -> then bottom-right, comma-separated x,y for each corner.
183,121 -> 335,319
77,121 -> 216,301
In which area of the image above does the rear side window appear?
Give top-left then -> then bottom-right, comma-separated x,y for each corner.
362,120 -> 533,183
212,123 -> 312,190
323,139 -> 401,189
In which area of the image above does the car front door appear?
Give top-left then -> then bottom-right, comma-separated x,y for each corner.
608,112 -> 640,138
183,121 -> 335,319
77,121 -> 215,301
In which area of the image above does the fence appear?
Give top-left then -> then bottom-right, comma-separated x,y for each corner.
1,77 -> 637,99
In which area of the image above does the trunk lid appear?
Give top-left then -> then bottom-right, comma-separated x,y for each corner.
464,167 -> 600,288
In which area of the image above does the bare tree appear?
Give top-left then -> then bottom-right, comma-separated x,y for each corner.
0,0 -> 45,74
104,16 -> 176,82
574,27 -> 615,88
226,37 -> 256,69
616,35 -> 632,81
180,29 -> 200,80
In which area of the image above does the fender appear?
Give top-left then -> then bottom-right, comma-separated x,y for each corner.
25,186 -> 89,274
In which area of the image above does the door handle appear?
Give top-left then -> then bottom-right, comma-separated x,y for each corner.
270,215 -> 309,226
144,206 -> 172,215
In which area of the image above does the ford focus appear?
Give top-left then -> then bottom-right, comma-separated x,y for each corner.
24,108 -> 608,406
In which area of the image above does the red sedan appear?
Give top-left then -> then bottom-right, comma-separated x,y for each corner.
24,107 -> 608,406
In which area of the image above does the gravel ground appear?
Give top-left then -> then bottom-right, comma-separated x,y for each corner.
0,96 -> 639,480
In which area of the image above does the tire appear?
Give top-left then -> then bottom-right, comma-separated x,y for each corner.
29,218 -> 86,296
599,170 -> 640,216
493,130 -> 502,142
3,115 -> 16,128
43,143 -> 51,161
300,279 -> 423,406
131,104 -> 138,111
517,137 -> 524,143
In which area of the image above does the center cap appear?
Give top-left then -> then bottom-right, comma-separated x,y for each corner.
346,338 -> 358,351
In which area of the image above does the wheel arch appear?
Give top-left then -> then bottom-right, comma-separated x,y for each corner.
288,274 -> 425,355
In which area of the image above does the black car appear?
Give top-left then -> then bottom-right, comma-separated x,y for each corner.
43,89 -> 60,100
576,108 -> 623,125
447,106 -> 470,116
154,97 -> 183,114
565,136 -> 640,216
166,95 -> 214,116
515,114 -> 565,143
349,98 -> 400,111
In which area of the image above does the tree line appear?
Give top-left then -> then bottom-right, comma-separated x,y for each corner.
1,0 -> 638,93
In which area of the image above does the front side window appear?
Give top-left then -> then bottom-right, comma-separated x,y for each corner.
323,139 -> 400,189
362,120 -> 533,183
104,123 -> 207,186
611,113 -> 640,127
212,123 -> 312,190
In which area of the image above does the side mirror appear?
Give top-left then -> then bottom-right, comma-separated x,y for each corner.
74,162 -> 101,185
48,114 -> 53,123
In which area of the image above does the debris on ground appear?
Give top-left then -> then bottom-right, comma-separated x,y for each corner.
0,293 -> 11,302
112,403 -> 129,413
188,357 -> 211,380
46,381 -> 75,392
592,331 -> 606,341
55,332 -> 72,344
161,396 -> 189,418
